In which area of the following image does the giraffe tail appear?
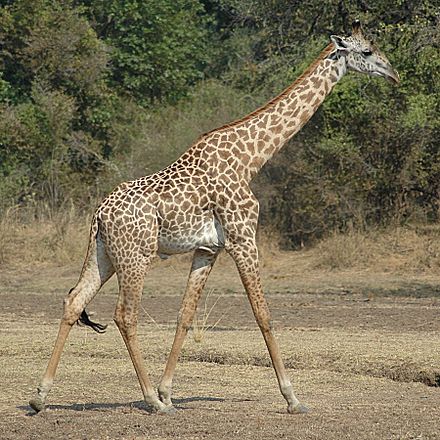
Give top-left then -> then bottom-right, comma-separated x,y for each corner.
67,285 -> 107,334
77,309 -> 107,334
67,213 -> 113,334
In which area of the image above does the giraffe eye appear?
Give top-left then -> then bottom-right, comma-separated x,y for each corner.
362,50 -> 373,56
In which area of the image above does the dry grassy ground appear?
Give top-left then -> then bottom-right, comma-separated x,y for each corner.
1,232 -> 440,439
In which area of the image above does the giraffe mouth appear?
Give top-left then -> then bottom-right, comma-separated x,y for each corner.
372,69 -> 400,85
384,69 -> 400,85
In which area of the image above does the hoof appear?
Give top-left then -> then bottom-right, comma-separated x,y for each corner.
158,386 -> 172,407
158,395 -> 172,407
29,397 -> 45,413
287,403 -> 309,414
157,405 -> 177,415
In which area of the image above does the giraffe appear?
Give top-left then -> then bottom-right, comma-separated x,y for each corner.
29,20 -> 399,415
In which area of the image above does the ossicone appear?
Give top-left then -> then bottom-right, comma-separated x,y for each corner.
352,19 -> 362,34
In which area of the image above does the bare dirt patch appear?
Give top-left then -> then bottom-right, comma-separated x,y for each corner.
1,256 -> 440,439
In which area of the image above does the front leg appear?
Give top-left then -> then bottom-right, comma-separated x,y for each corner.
227,238 -> 308,414
216,189 -> 308,414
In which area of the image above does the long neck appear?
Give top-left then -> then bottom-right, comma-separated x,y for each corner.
202,43 -> 347,183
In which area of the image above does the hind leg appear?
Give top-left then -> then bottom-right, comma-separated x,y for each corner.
29,234 -> 114,413
113,255 -> 172,413
158,248 -> 219,406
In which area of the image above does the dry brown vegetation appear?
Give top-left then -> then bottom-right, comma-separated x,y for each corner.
1,213 -> 440,439
0,206 -> 91,267
312,226 -> 440,272
2,270 -> 440,439
2,207 -> 440,275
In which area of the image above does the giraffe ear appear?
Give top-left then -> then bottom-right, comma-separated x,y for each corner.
330,35 -> 350,52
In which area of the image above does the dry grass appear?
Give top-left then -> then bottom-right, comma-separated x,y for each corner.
7,317 -> 440,439
1,205 -> 440,277
310,226 -> 440,273
182,329 -> 440,387
0,204 -> 90,267
192,289 -> 227,343
3,252 -> 440,439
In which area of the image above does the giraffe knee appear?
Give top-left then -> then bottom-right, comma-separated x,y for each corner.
114,307 -> 137,336
257,318 -> 272,333
176,304 -> 197,330
62,289 -> 83,324
176,312 -> 191,331
251,302 -> 273,333
254,308 -> 272,332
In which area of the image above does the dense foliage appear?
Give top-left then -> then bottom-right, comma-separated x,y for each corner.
81,0 -> 210,104
0,0 -> 439,245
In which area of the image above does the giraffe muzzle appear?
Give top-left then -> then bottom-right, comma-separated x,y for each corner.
386,68 -> 400,85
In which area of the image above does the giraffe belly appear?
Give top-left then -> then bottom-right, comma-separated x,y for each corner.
157,216 -> 225,258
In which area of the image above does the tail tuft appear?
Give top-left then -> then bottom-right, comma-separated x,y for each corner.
78,310 -> 107,334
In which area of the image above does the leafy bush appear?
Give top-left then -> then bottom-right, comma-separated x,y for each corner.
83,0 -> 212,104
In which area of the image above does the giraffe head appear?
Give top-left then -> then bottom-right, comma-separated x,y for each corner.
330,20 -> 400,84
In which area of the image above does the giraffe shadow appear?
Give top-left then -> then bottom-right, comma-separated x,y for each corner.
19,396 -> 228,416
